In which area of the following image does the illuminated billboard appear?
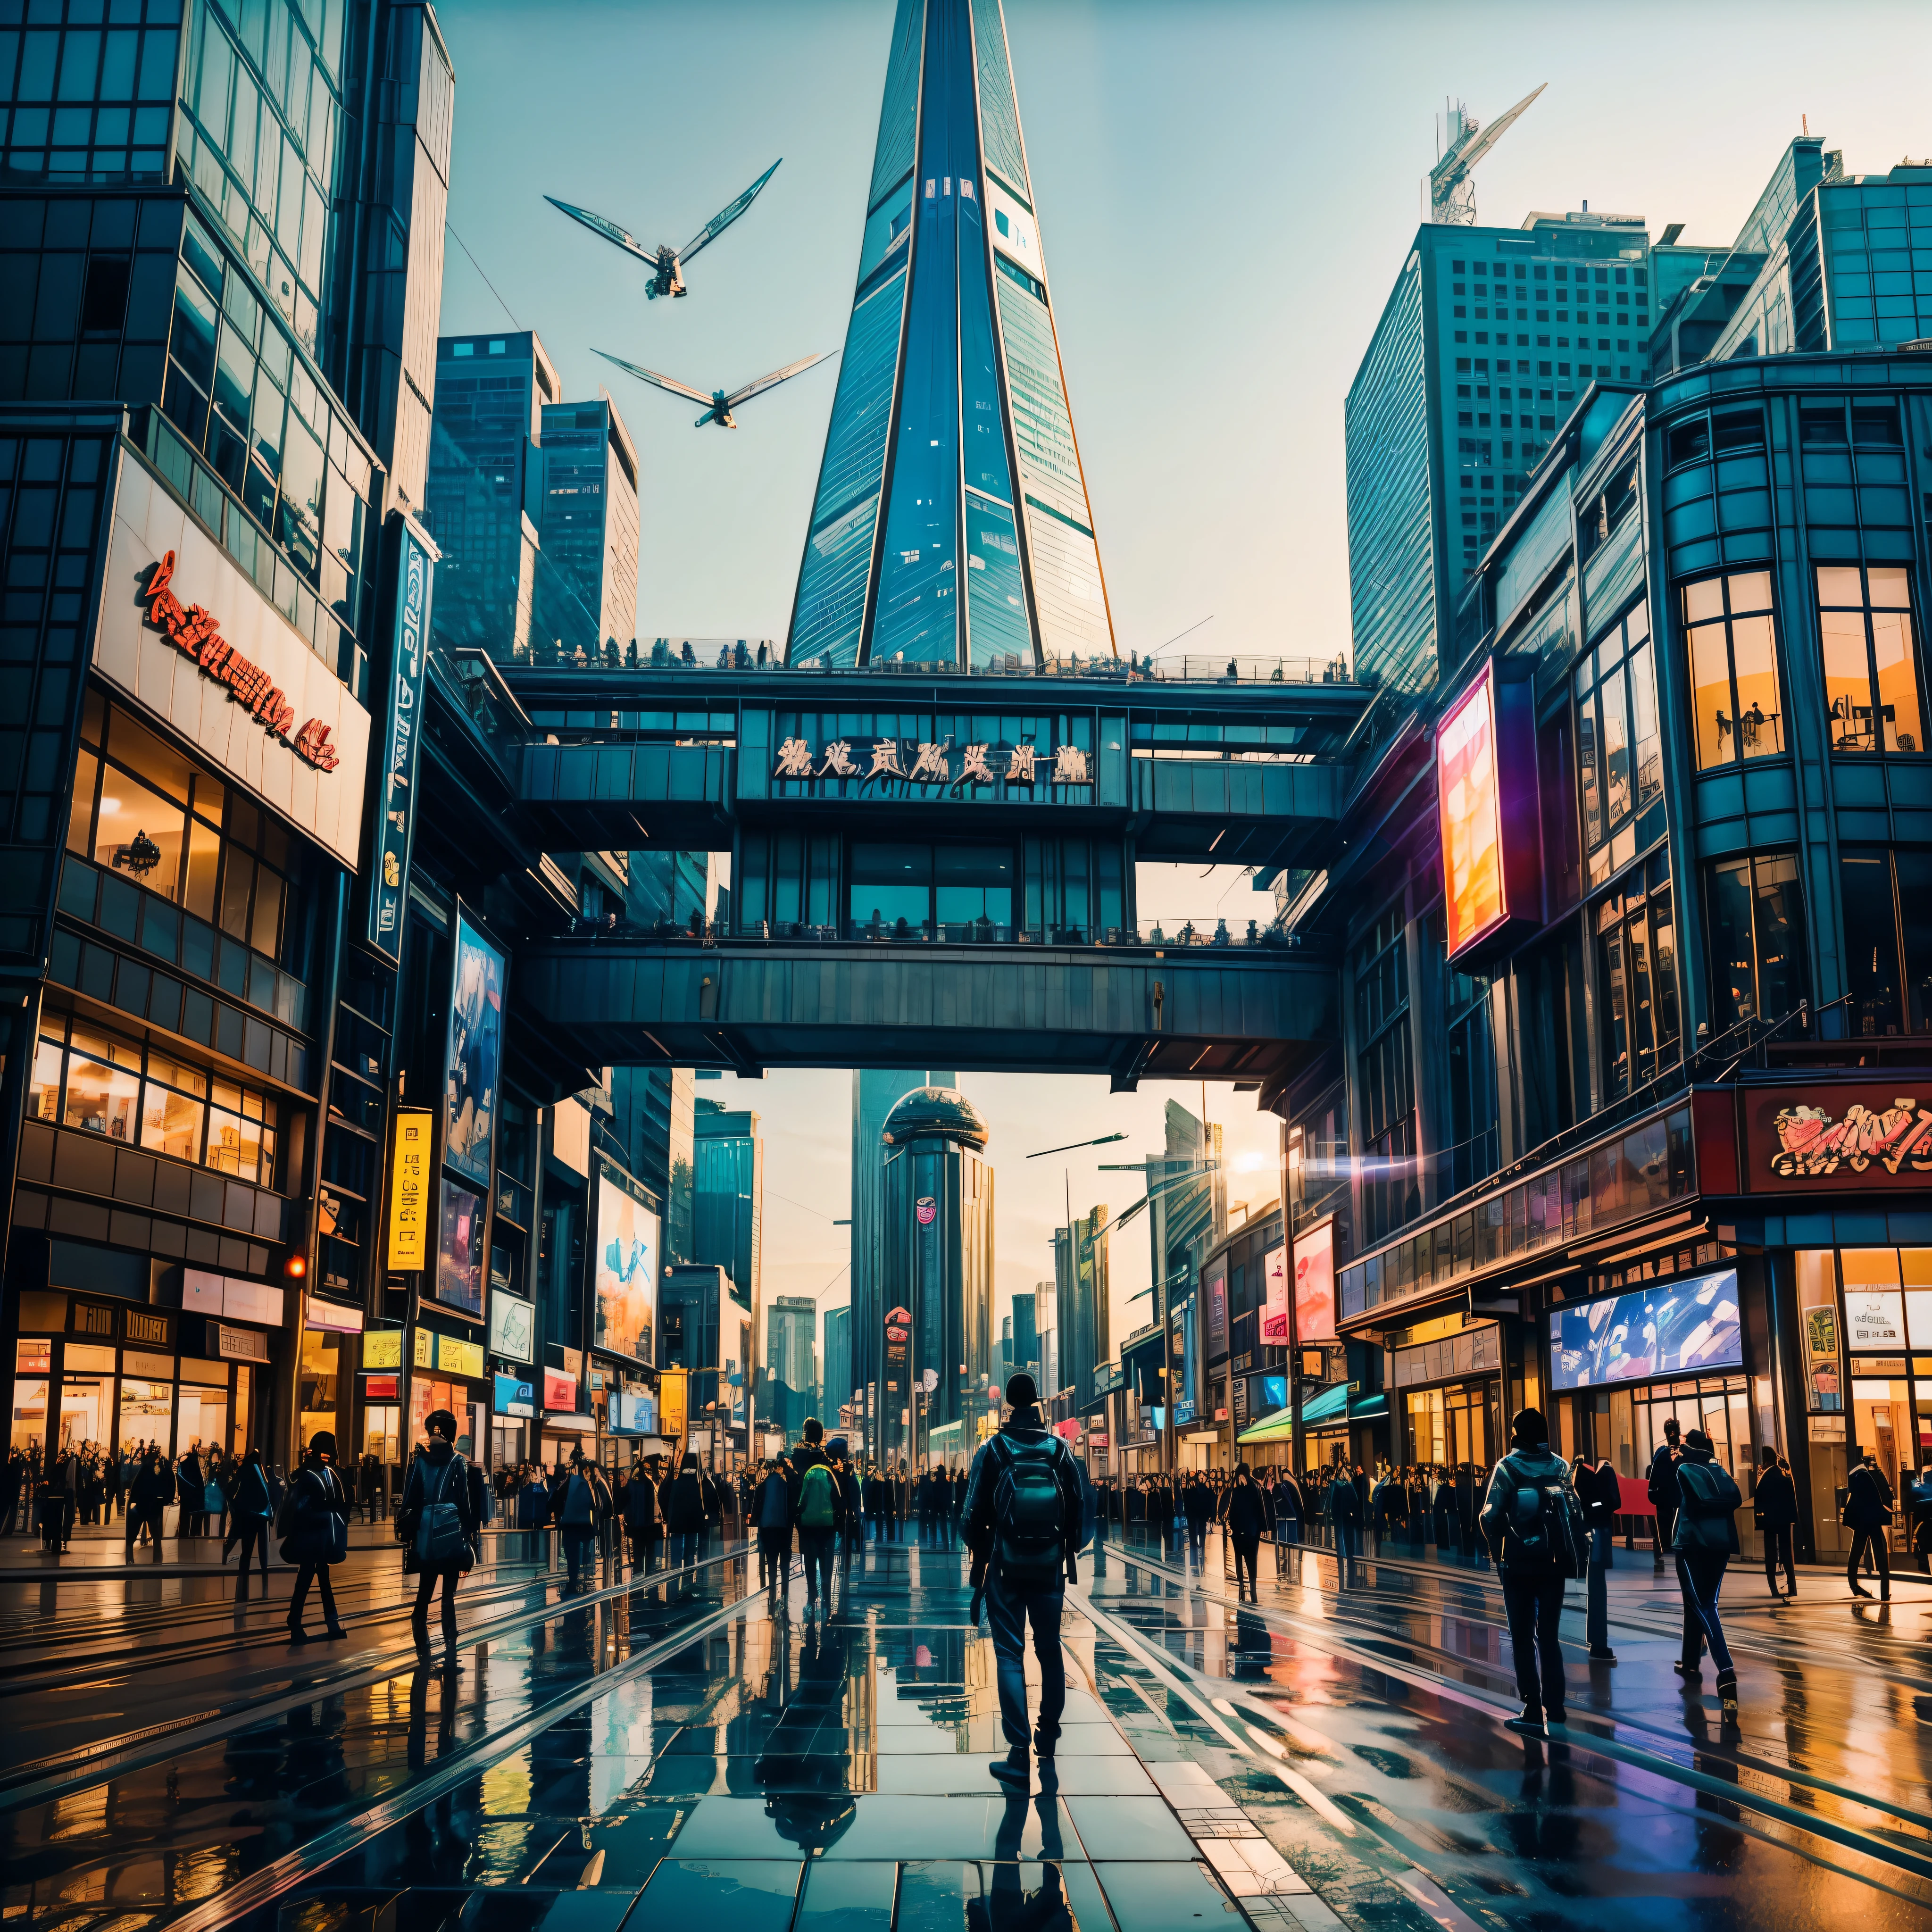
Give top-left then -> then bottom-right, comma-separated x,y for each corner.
1260,1243 -> 1289,1344
434,1179 -> 484,1317
594,1159 -> 659,1366
1548,1268 -> 1742,1391
1437,659 -> 1539,962
445,908 -> 505,1189
1293,1219 -> 1335,1342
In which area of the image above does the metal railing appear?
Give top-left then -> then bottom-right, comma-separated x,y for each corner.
500,637 -> 1357,687
540,914 -> 1328,953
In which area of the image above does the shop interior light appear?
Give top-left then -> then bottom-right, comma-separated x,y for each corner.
284,1255 -> 307,1279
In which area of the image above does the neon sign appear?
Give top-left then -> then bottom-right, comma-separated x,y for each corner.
772,734 -> 1089,787
140,552 -> 339,770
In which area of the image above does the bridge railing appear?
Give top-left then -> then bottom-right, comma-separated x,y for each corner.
501,639 -> 1357,687
539,915 -> 1330,953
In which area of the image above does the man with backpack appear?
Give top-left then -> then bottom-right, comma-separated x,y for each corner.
792,1430 -> 844,1613
1479,1408 -> 1587,1732
962,1374 -> 1086,1790
1647,1418 -> 1683,1571
398,1410 -> 483,1652
283,1431 -> 351,1644
752,1458 -> 794,1592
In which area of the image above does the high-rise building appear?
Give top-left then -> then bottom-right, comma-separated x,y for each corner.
693,1100 -> 762,1315
611,1063 -> 693,1261
1033,1278 -> 1057,1408
1052,1203 -> 1108,1413
786,0 -> 1113,669
822,1303 -> 851,1426
849,1068 -> 953,1443
877,1085 -> 995,1463
1346,209 -> 1652,695
537,391 -> 638,652
1145,1101 -> 1223,1324
1009,1288 -> 1038,1389
764,1294 -> 816,1438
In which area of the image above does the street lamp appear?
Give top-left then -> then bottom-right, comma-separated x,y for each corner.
1027,1132 -> 1127,1159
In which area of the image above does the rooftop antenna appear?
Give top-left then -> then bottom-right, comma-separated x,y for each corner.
1429,83 -> 1546,225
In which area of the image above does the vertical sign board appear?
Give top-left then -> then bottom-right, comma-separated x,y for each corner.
1438,658 -> 1541,963
387,1108 -> 433,1271
659,1367 -> 688,1443
1260,1243 -> 1290,1345
365,516 -> 434,961
1293,1219 -> 1336,1342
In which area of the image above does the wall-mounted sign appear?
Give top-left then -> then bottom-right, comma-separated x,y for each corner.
306,1296 -> 364,1333
594,1160 -> 658,1365
445,907 -> 506,1190
141,551 -> 338,768
362,1330 -> 403,1369
772,733 -> 1090,789
1438,658 -> 1540,962
1260,1242 -> 1289,1344
493,1371 -> 533,1417
387,1108 -> 433,1271
366,518 -> 433,961
1293,1220 -> 1336,1343
542,1369 -> 578,1412
1548,1268 -> 1742,1391
183,1271 -> 285,1325
489,1291 -> 535,1364
434,1178 -> 485,1317
1743,1085 -> 1932,1190
126,1309 -> 172,1349
659,1367 -> 688,1439
213,1321 -> 270,1362
436,1333 -> 485,1380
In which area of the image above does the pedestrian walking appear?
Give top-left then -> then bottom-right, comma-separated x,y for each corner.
283,1432 -> 350,1643
623,1454 -> 662,1574
551,1448 -> 610,1593
1647,1418 -> 1683,1571
793,1439 -> 843,1612
1184,1475 -> 1211,1566
1223,1462 -> 1271,1599
229,1447 -> 274,1599
1752,1448 -> 1798,1599
1671,1428 -> 1743,1708
666,1452 -> 710,1569
125,1448 -> 170,1557
1480,1408 -> 1586,1732
1843,1449 -> 1895,1601
832,1440 -> 863,1565
753,1458 -> 794,1591
1328,1460 -> 1363,1582
398,1410 -> 483,1655
963,1374 -> 1085,1790
1575,1452 -> 1621,1661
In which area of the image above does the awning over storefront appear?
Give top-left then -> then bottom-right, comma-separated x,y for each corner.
1238,1387 -> 1389,1444
1235,1408 -> 1294,1445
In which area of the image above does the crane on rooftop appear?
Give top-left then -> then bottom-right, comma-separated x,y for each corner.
1430,85 -> 1545,225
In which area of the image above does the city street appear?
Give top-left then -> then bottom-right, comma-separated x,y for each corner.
3,1523 -> 1929,1931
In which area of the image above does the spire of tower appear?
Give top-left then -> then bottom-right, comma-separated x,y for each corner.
787,0 -> 1115,667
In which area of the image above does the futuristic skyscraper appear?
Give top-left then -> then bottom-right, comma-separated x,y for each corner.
787,0 -> 1115,668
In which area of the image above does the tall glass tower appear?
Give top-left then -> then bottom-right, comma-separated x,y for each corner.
787,0 -> 1114,669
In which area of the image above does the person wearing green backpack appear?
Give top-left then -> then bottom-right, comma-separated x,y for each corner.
790,1418 -> 843,1612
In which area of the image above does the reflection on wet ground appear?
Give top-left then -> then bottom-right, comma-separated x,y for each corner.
2,1524 -> 1930,1931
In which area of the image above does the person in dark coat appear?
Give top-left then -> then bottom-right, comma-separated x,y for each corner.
177,1446 -> 205,1540
398,1410 -> 482,1652
623,1454 -> 662,1574
1183,1475 -> 1212,1566
666,1453 -> 711,1569
753,1458 -> 794,1590
125,1449 -> 172,1559
1752,1448 -> 1798,1598
285,1432 -> 350,1642
1844,1450 -> 1894,1600
229,1447 -> 275,1599
829,1439 -> 863,1563
551,1448 -> 611,1593
1672,1429 -> 1743,1700
1328,1460 -> 1363,1581
1647,1419 -> 1683,1570
1223,1462 -> 1273,1599
1575,1453 -> 1622,1660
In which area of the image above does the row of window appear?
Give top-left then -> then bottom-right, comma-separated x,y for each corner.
0,8 -> 178,182
1449,261 -> 1649,288
1687,564 -> 1921,769
28,1010 -> 279,1187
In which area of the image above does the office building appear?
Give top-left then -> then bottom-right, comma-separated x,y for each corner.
1052,1203 -> 1108,1414
1345,209 -> 1653,696
822,1302 -> 851,1427
537,392 -> 638,653
1008,1289 -> 1038,1389
693,1100 -> 762,1309
786,0 -> 1114,668
876,1085 -> 995,1464
764,1293 -> 816,1438
849,1068 -> 953,1449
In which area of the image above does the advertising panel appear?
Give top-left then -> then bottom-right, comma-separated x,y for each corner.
434,1179 -> 484,1317
659,1367 -> 688,1440
96,449 -> 371,864
444,908 -> 505,1189
1438,659 -> 1540,962
1205,1262 -> 1227,1357
594,1160 -> 659,1365
1259,1242 -> 1289,1344
1548,1268 -> 1742,1391
437,1334 -> 484,1381
1293,1220 -> 1336,1343
493,1372 -> 533,1417
366,516 -> 433,961
387,1108 -> 433,1271
542,1369 -> 578,1412
1739,1083 -> 1932,1192
612,1390 -> 659,1434
489,1291 -> 535,1364
362,1331 -> 403,1369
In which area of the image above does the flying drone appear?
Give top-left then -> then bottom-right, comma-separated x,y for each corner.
593,348 -> 833,430
545,159 -> 781,301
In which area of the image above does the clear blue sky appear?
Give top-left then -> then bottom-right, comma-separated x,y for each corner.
437,0 -> 1932,1340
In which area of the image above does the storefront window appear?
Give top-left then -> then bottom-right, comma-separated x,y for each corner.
30,1012 -> 279,1187
118,1377 -> 172,1456
1682,571 -> 1784,769
299,1329 -> 339,1449
177,1361 -> 229,1460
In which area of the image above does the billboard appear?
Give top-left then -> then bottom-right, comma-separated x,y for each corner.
493,1371 -> 533,1417
444,908 -> 505,1189
612,1389 -> 658,1434
1438,659 -> 1539,962
365,517 -> 433,960
542,1368 -> 578,1412
1548,1268 -> 1742,1392
1293,1220 -> 1336,1343
1260,1242 -> 1289,1344
660,1368 -> 688,1440
386,1108 -> 433,1271
594,1160 -> 659,1365
434,1179 -> 484,1317
1740,1083 -> 1932,1192
489,1291 -> 534,1364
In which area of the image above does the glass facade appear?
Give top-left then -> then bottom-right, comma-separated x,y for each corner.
0,0 -> 180,185
786,0 -> 1113,670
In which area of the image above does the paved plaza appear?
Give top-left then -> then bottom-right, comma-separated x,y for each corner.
2,1523 -> 1928,1932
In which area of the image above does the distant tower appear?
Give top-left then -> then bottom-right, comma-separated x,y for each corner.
878,1086 -> 995,1466
787,0 -> 1114,668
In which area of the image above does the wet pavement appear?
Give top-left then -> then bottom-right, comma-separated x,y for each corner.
1,1520 -> 1929,1931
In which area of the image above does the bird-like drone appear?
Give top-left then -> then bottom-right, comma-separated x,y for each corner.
592,348 -> 833,430
545,159 -> 781,302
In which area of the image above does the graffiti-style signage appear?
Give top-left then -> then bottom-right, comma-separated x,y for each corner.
773,734 -> 1090,788
367,521 -> 433,960
1740,1084 -> 1932,1192
141,552 -> 338,769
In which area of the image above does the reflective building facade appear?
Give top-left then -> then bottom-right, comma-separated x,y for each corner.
787,0 -> 1113,669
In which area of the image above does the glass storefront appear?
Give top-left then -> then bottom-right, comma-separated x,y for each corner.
10,1332 -> 258,1462
1390,1312 -> 1502,1471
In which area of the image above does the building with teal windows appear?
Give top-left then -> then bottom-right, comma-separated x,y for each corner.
786,0 -> 1114,670
1345,210 -> 1655,696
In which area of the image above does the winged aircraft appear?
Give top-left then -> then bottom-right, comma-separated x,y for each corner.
593,348 -> 834,429
545,159 -> 781,301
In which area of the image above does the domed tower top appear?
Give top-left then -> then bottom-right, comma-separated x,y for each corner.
881,1085 -> 989,1150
